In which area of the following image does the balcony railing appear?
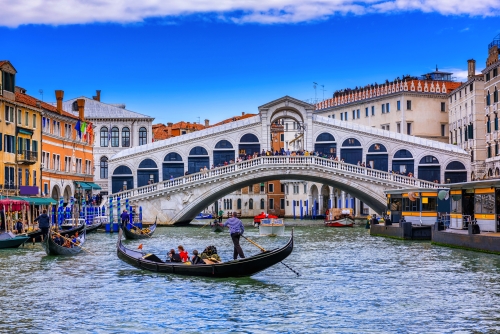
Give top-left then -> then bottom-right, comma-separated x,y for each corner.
17,150 -> 38,164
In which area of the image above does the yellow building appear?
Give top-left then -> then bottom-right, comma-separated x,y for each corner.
0,60 -> 42,197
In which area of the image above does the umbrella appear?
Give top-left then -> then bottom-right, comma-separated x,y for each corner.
0,199 -> 28,212
438,190 -> 449,200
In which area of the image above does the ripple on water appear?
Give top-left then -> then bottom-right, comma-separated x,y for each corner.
1,224 -> 500,333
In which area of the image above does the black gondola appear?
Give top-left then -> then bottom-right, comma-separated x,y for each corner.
42,227 -> 86,256
25,229 -> 44,243
210,220 -> 224,233
85,220 -> 102,233
122,221 -> 157,240
116,228 -> 294,278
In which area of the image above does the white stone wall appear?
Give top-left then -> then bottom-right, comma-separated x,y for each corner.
484,62 -> 500,175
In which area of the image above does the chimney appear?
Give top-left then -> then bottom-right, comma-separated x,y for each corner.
241,112 -> 245,116
77,98 -> 85,120
92,90 -> 101,102
204,119 -> 209,127
55,90 -> 64,114
167,122 -> 173,127
467,59 -> 476,79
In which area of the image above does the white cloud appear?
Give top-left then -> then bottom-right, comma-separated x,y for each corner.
0,0 -> 499,27
440,68 -> 469,82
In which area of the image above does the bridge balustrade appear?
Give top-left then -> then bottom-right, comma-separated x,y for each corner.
110,156 -> 440,201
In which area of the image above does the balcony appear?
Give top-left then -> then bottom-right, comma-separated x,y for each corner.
17,150 -> 38,164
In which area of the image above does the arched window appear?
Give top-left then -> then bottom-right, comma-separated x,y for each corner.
139,127 -> 148,145
100,156 -> 108,179
260,198 -> 265,210
122,127 -> 130,147
100,127 -> 108,147
249,198 -> 253,209
111,127 -> 119,147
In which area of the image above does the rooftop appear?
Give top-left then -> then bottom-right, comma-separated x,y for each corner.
57,97 -> 154,120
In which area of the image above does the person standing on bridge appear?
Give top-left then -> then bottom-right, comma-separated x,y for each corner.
224,212 -> 245,260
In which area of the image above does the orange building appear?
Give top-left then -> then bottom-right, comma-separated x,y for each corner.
33,90 -> 96,204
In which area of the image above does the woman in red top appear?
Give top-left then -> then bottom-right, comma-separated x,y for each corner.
178,245 -> 189,262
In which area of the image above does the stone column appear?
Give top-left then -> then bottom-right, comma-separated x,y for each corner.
329,186 -> 334,209
341,191 -> 346,208
355,198 -> 361,216
318,194 -> 323,215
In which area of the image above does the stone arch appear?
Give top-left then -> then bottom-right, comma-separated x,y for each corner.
320,184 -> 330,214
314,132 -> 336,157
138,158 -> 159,187
63,185 -> 72,204
341,138 -> 362,165
496,167 -> 500,177
51,184 -> 61,202
214,140 -> 235,167
163,152 -> 184,180
392,149 -> 414,175
444,161 -> 467,183
418,155 -> 440,183
188,146 -> 209,174
239,133 -> 260,157
488,168 -> 493,177
366,143 -> 388,171
112,165 -> 134,193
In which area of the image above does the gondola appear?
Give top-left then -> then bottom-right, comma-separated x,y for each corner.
25,229 -> 44,243
210,221 -> 224,233
85,220 -> 102,233
0,232 -> 30,249
42,227 -> 86,256
116,228 -> 294,278
122,221 -> 157,240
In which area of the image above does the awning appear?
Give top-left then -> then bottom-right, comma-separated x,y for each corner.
23,197 -> 57,205
75,181 -> 92,190
17,128 -> 33,136
85,182 -> 102,190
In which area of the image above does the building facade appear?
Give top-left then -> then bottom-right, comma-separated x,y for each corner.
484,34 -> 500,176
59,93 -> 154,195
315,70 -> 461,143
0,61 -> 42,198
448,59 -> 485,181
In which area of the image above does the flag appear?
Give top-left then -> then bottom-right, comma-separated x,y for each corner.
108,125 -> 112,141
75,120 -> 81,137
137,244 -> 143,250
81,122 -> 86,134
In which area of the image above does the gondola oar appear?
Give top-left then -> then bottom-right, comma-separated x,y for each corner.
241,234 -> 300,277
53,232 -> 95,255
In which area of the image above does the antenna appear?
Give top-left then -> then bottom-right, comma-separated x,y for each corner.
321,85 -> 326,101
39,89 -> 43,101
313,82 -> 318,103
197,116 -> 200,124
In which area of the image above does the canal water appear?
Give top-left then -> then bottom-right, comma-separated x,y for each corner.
1,219 -> 500,333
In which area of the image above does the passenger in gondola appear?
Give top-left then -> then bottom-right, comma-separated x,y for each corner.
63,234 -> 72,248
191,250 -> 204,265
54,234 -> 62,246
167,249 -> 182,262
178,245 -> 189,262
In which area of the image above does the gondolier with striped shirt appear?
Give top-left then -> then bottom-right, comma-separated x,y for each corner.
224,212 -> 245,260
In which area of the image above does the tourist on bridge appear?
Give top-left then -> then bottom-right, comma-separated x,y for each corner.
224,212 -> 245,260
34,209 -> 50,240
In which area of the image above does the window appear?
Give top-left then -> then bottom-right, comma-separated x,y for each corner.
32,114 -> 37,128
494,87 -> 498,103
4,166 -> 14,189
120,127 -> 130,147
487,91 -> 491,106
386,103 -> 390,113
441,124 -> 446,137
43,183 -> 48,196
32,140 -> 38,153
381,124 -> 390,131
407,100 -> 412,110
280,184 -> 285,192
4,135 -> 15,153
397,101 -> 401,110
340,113 -> 344,121
407,123 -> 412,135
18,168 -> 22,186
5,106 -> 14,122
357,109 -> 360,119
17,109 -> 21,124
25,169 -> 29,186
24,111 -> 29,126
382,104 -> 385,113
76,158 -> 82,174
260,199 -> 265,210
280,133 -> 284,141
486,72 -> 490,81
280,198 -> 285,210
0,132 -> 2,151
268,183 -> 274,193
139,127 -> 148,145
365,107 -> 368,117
111,127 -> 119,147
441,102 -> 446,112
304,184 -> 307,194
248,185 -> 253,193
237,198 -> 241,210
249,199 -> 253,209
344,112 -> 347,121
100,156 -> 108,179
65,156 -> 71,172
494,68 -> 498,77
33,170 -> 37,187
293,184 -> 299,194
371,106 -> 375,116
470,83 -> 473,92
260,183 -> 265,193
269,198 -> 274,210
2,71 -> 15,92
100,127 -> 109,147
332,114 -> 335,119
397,123 -> 401,133
352,110 -> 356,119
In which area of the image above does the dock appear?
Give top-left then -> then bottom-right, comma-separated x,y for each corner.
370,222 -> 432,240
432,223 -> 500,255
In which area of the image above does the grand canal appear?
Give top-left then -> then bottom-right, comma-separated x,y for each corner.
1,220 -> 500,333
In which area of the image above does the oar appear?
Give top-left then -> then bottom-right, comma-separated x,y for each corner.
241,235 -> 300,277
53,232 -> 95,255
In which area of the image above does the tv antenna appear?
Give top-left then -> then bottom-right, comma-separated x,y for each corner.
197,116 -> 200,124
321,85 -> 326,101
313,82 -> 318,103
39,89 -> 43,101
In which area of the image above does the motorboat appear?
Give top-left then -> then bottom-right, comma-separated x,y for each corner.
259,218 -> 285,236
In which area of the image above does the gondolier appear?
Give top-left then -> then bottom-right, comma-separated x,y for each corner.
224,212 -> 245,260
34,210 -> 50,239
120,209 -> 129,228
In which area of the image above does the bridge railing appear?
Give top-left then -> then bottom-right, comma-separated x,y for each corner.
110,156 -> 439,201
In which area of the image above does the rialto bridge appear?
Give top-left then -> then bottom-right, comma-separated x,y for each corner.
107,96 -> 470,224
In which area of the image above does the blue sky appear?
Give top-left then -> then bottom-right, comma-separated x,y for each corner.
1,1 -> 499,124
